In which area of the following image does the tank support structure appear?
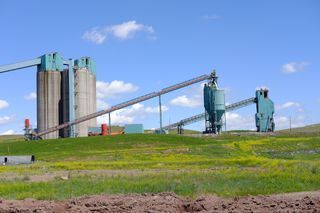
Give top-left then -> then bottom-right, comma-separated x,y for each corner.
203,71 -> 226,134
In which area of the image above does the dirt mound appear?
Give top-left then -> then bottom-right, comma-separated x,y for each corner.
0,191 -> 319,212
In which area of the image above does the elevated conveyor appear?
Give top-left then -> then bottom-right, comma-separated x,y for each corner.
33,73 -> 215,139
161,97 -> 256,133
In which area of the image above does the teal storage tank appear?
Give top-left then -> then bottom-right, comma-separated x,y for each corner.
203,71 -> 225,134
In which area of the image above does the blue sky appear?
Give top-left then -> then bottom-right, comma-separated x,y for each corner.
0,0 -> 319,134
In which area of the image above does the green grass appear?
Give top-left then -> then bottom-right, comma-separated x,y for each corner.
0,134 -> 319,199
0,135 -> 23,143
278,123 -> 320,135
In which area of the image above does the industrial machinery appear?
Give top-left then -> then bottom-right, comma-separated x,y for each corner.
203,71 -> 226,134
255,89 -> 275,132
161,97 -> 256,134
1,53 -> 274,139
30,73 -> 213,139
1,54 -> 215,140
160,71 -> 275,134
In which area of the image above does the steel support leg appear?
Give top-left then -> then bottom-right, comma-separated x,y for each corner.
159,95 -> 163,134
68,59 -> 76,137
108,113 -> 111,135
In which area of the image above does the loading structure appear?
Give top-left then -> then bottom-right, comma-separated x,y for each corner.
1,53 -> 215,140
31,73 -> 214,139
1,53 -> 274,138
203,71 -> 226,134
160,72 -> 275,134
0,53 -> 96,139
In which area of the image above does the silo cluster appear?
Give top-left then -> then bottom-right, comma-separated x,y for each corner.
36,53 -> 96,139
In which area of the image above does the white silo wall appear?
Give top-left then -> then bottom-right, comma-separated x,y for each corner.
75,68 -> 90,137
37,71 -> 61,139
88,73 -> 97,128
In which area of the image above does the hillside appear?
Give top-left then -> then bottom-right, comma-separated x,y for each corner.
0,134 -> 319,200
278,124 -> 320,134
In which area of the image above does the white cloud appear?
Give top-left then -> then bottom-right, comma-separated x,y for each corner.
97,99 -> 110,110
225,112 -> 306,131
97,109 -> 134,125
225,112 -> 255,130
145,105 -> 169,113
82,27 -> 106,44
274,114 -> 306,130
202,15 -> 220,20
274,115 -> 305,130
82,20 -> 155,44
170,95 -> 202,108
274,116 -> 289,130
108,20 -> 154,40
170,83 -> 204,108
282,61 -> 310,74
0,100 -> 9,110
96,80 -> 138,99
97,103 -> 168,125
24,92 -> 36,100
0,116 -> 13,126
276,101 -> 301,110
0,129 -> 15,135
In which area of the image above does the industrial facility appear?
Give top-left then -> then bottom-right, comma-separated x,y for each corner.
37,54 -> 97,139
0,53 -> 96,139
0,53 -> 275,140
161,71 -> 275,134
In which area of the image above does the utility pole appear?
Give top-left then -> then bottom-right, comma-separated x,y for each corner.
108,113 -> 111,135
289,116 -> 292,133
159,95 -> 163,134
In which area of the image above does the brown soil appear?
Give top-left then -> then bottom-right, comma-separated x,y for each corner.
0,191 -> 319,212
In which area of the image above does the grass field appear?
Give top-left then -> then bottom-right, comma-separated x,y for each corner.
278,123 -> 320,134
0,133 -> 319,200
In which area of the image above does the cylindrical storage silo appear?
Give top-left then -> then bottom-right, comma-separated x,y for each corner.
74,68 -> 90,137
203,82 -> 225,134
37,71 -> 61,139
74,57 -> 97,137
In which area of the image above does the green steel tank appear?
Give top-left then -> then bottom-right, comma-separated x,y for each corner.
203,71 -> 225,134
255,89 -> 275,132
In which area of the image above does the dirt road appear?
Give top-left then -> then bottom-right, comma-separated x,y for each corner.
0,191 -> 319,212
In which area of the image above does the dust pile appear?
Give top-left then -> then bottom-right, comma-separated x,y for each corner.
0,191 -> 319,212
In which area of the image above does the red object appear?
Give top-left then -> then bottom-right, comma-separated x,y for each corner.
101,124 -> 108,136
25,119 -> 30,129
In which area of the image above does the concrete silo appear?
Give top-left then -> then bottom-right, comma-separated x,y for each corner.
37,53 -> 64,139
74,57 -> 96,137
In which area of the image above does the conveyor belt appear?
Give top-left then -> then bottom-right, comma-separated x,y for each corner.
161,97 -> 256,130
